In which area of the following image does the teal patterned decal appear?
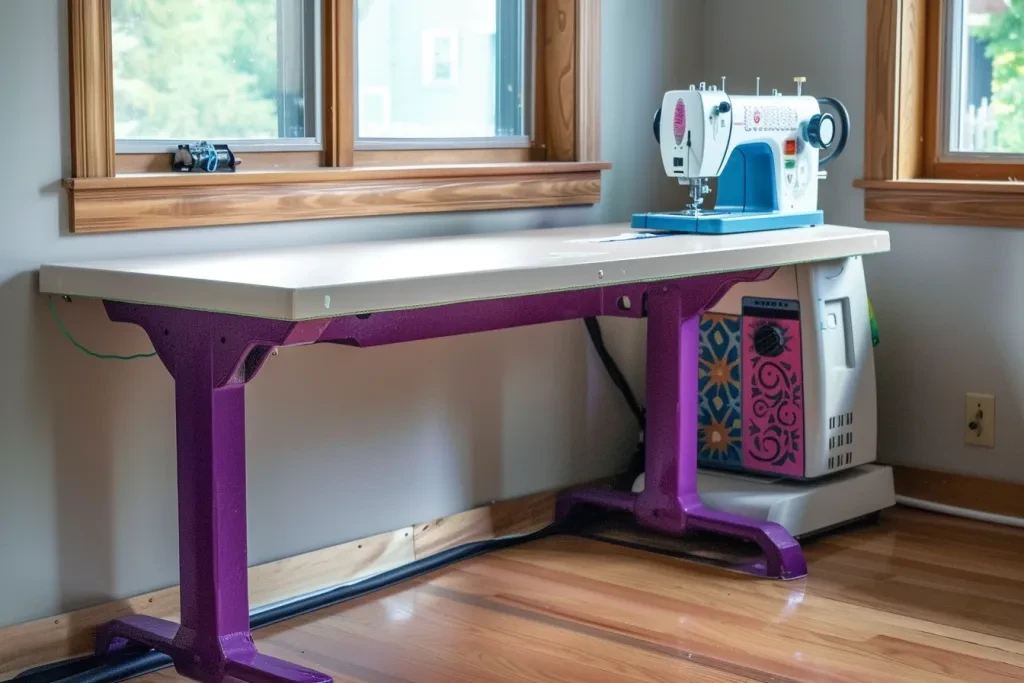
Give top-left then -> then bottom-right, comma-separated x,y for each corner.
698,314 -> 743,468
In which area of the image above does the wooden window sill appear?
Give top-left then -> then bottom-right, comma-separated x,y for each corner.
856,178 -> 1024,228
64,161 -> 610,233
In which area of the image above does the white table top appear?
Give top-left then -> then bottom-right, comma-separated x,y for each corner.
40,224 -> 890,320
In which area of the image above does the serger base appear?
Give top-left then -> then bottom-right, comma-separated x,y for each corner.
632,464 -> 895,539
631,209 -> 825,234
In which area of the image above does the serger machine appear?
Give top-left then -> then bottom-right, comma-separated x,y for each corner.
635,258 -> 895,537
633,77 -> 850,234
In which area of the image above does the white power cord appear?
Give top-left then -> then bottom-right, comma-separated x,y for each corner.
896,495 -> 1024,529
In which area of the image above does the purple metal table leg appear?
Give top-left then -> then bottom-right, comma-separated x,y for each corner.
95,329 -> 330,683
558,280 -> 808,580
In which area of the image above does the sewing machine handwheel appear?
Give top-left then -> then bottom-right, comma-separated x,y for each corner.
807,114 -> 836,149
653,108 -> 662,144
816,96 -> 850,168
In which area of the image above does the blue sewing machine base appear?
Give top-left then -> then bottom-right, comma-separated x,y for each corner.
631,209 -> 825,234
636,142 -> 825,234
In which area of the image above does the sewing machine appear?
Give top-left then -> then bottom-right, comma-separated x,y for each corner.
632,78 -> 850,234
633,256 -> 895,538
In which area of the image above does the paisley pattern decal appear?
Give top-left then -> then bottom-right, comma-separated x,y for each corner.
741,313 -> 804,477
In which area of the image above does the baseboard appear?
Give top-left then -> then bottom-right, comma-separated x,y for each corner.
892,465 -> 1024,519
0,482 -> 589,678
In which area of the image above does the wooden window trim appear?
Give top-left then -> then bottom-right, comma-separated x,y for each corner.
64,162 -> 606,232
66,0 -> 607,233
856,0 -> 1024,228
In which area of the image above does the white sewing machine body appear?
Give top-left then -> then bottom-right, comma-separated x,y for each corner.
633,82 -> 847,234
660,90 -> 826,213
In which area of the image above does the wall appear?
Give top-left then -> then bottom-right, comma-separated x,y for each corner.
0,0 -> 703,627
705,0 -> 1024,484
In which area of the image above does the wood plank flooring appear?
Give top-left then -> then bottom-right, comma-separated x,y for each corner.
140,507 -> 1024,682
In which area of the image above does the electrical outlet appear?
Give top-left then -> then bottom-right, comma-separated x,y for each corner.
964,393 -> 995,448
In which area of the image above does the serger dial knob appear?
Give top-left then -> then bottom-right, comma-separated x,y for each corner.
753,323 -> 786,358
806,113 -> 836,149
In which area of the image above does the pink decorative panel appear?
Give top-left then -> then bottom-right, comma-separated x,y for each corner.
741,298 -> 804,477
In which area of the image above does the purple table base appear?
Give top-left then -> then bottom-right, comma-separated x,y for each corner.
95,614 -> 329,683
95,269 -> 805,683
557,282 -> 807,580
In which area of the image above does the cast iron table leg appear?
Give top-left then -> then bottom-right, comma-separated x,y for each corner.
95,328 -> 331,683
558,281 -> 808,580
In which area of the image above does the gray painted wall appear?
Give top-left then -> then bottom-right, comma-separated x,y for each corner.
0,0 -> 703,627
705,0 -> 1024,484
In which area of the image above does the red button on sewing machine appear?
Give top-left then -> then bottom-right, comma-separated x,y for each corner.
785,139 -> 797,155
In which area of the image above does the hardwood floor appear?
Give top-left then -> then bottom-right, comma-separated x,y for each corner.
141,507 -> 1024,682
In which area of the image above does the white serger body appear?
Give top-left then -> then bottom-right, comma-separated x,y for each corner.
709,256 -> 878,478
633,256 -> 894,536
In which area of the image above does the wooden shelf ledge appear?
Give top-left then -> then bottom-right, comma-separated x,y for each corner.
65,161 -> 611,233
855,178 -> 1024,228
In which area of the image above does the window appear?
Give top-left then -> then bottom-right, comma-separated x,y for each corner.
944,0 -> 1024,156
112,0 -> 319,147
355,0 -> 527,142
66,0 -> 604,233
421,31 -> 460,87
859,0 -> 1024,228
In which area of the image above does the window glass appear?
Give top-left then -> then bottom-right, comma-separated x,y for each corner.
112,0 -> 317,142
948,0 -> 1024,154
356,0 -> 526,140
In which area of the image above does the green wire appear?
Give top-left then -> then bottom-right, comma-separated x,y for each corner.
49,295 -> 157,361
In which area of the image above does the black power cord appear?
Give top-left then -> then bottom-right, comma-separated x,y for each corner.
582,318 -> 644,427
582,317 -> 646,485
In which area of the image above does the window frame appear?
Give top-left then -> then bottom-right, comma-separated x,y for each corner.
66,0 -> 606,233
857,0 -> 1024,228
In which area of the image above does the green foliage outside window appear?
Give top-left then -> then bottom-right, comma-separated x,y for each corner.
112,0 -> 282,140
971,1 -> 1024,153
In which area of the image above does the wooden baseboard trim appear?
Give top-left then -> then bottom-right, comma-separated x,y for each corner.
413,489 -> 562,559
892,465 -> 1024,519
0,481 -> 598,678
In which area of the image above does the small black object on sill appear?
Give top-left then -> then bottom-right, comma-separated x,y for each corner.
172,142 -> 241,173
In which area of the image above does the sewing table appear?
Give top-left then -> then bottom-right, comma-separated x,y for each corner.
40,223 -> 890,683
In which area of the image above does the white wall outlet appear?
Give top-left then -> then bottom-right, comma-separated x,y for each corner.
964,393 -> 995,448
